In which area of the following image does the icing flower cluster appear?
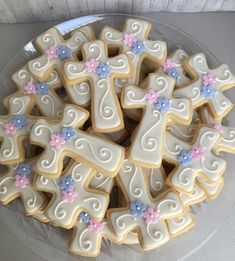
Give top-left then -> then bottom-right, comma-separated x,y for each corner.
79,212 -> 104,234
200,73 -> 217,98
131,200 -> 159,225
24,81 -> 49,95
46,45 -> 71,60
85,59 -> 110,78
14,163 -> 32,188
123,33 -> 144,54
145,89 -> 170,113
178,145 -> 205,166
59,175 -> 78,202
162,59 -> 179,79
4,115 -> 27,135
49,127 -> 75,149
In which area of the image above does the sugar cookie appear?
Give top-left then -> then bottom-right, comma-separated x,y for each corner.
0,158 -> 46,215
30,104 -> 124,177
100,18 -> 167,96
28,27 -> 90,81
108,159 -> 184,250
34,161 -> 110,228
158,49 -> 190,88
145,166 -> 206,237
122,73 -> 192,168
0,96 -> 40,164
69,168 -> 121,257
200,106 -> 235,154
4,67 -> 64,117
174,53 -> 235,120
64,40 -> 132,132
197,176 -> 224,200
165,126 -> 226,194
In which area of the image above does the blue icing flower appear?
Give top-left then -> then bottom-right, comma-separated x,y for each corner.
79,212 -> 91,223
15,163 -> 32,177
96,63 -> 110,78
130,200 -> 147,217
178,151 -> 193,166
58,45 -> 71,60
200,84 -> 216,98
11,115 -> 27,129
59,175 -> 74,192
60,127 -> 76,142
35,82 -> 49,94
131,41 -> 144,54
155,97 -> 170,113
166,67 -> 179,79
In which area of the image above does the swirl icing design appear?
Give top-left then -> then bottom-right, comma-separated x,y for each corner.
166,127 -> 225,193
100,18 -> 167,92
34,161 -> 109,228
0,97 -> 36,163
109,159 -> 183,250
174,53 -> 235,118
64,40 -> 130,131
123,73 -> 191,167
0,161 -> 45,214
29,28 -> 89,78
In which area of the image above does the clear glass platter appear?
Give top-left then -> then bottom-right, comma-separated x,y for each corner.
0,14 -> 235,261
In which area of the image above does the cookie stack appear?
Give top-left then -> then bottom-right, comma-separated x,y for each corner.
0,18 -> 235,257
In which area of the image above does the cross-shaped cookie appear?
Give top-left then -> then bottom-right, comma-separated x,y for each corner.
100,18 -> 167,95
28,27 -> 90,81
200,106 -> 235,154
158,49 -> 190,88
0,158 -> 46,215
122,73 -> 192,168
174,53 -> 235,120
0,96 -> 39,164
64,40 -> 132,132
164,126 -> 226,194
30,104 -> 124,177
4,67 -> 64,117
145,166 -> 206,237
34,161 -> 109,228
108,159 -> 184,250
68,165 -> 121,257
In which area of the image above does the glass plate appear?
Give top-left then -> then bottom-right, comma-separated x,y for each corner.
0,14 -> 235,261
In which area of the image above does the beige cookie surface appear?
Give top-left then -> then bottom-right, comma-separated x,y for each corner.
0,158 -> 46,215
108,158 -> 185,250
100,18 -> 167,96
28,27 -> 90,81
165,126 -> 226,194
5,67 -> 65,117
30,104 -> 125,178
122,73 -> 192,168
64,40 -> 132,132
174,53 -> 235,120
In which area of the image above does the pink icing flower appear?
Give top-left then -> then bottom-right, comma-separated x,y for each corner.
85,58 -> 100,73
143,208 -> 159,224
213,123 -> 223,134
23,82 -> 36,95
203,73 -> 217,86
14,175 -> 29,188
123,33 -> 137,47
4,123 -> 16,134
145,90 -> 159,104
191,145 -> 205,160
49,133 -> 65,149
46,46 -> 58,59
162,59 -> 176,72
61,190 -> 78,202
88,220 -> 104,234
